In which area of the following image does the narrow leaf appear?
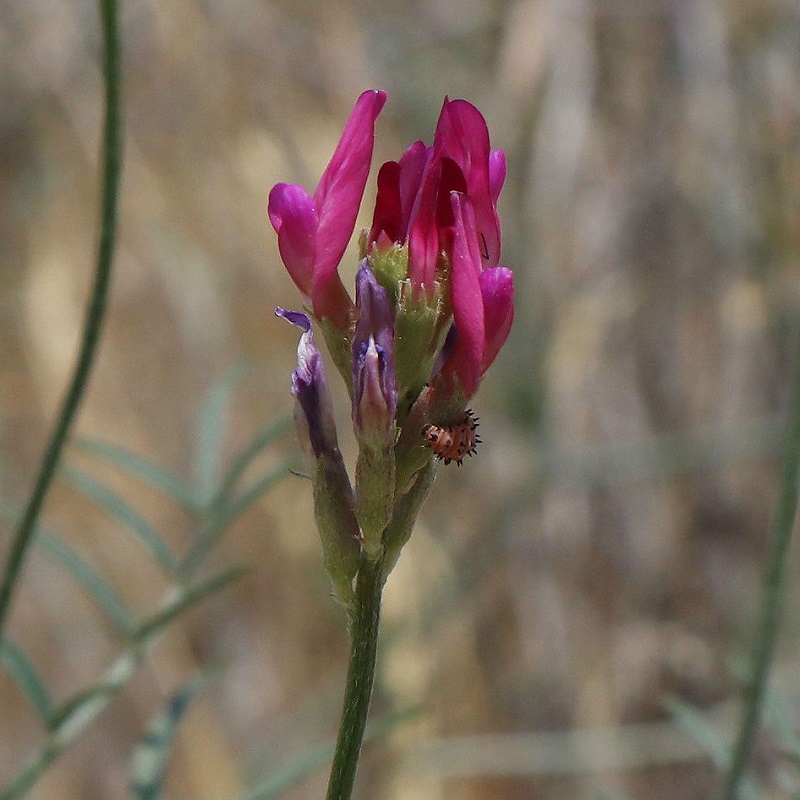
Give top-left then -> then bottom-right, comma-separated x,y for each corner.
77,438 -> 198,513
215,416 -> 293,503
49,648 -> 142,736
128,675 -> 207,800
666,698 -> 762,800
192,367 -> 246,506
0,638 -> 54,725
134,565 -> 247,643
236,742 -> 334,800
60,464 -> 177,575
35,530 -> 135,636
181,463 -> 293,577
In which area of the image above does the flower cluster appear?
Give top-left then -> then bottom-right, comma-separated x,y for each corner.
270,91 -> 513,601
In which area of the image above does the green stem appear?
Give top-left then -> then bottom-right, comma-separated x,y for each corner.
326,556 -> 384,800
722,330 -> 800,800
0,0 -> 122,639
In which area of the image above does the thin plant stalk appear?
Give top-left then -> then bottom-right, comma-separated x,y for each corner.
0,0 -> 122,638
325,556 -> 384,800
722,330 -> 800,800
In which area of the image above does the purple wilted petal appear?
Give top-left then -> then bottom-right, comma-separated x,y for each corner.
276,308 -> 338,457
275,306 -> 312,332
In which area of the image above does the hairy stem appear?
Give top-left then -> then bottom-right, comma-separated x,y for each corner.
325,556 -> 384,800
722,331 -> 800,799
0,0 -> 122,639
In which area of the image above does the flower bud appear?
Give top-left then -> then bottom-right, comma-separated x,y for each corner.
352,266 -> 396,442
276,308 -> 339,458
276,307 -> 360,605
353,337 -> 394,439
351,267 -> 397,557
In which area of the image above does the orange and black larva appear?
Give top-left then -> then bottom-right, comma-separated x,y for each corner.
421,410 -> 480,465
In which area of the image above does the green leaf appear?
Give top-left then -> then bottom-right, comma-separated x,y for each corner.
76,438 -> 198,512
128,674 -> 208,800
49,648 -> 141,734
192,367 -> 246,506
215,416 -> 293,503
236,742 -> 334,800
59,464 -> 178,575
134,565 -> 247,643
666,698 -> 763,800
180,463 -> 293,577
0,638 -> 54,725
35,529 -> 135,636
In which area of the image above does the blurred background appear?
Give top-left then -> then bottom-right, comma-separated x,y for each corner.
1,0 -> 798,798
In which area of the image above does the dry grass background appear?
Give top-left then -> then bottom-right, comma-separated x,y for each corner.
1,0 -> 798,798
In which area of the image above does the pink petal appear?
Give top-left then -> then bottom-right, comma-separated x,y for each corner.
312,90 -> 387,293
444,194 -> 485,396
488,150 -> 506,206
434,99 -> 502,267
367,141 -> 430,249
368,160 -> 402,245
268,182 -> 318,301
397,141 -> 431,237
479,267 -> 514,373
406,152 -> 443,291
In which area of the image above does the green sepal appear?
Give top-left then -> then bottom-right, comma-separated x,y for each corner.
318,315 -> 355,392
313,451 -> 362,607
355,440 -> 396,561
382,460 -> 436,580
367,244 -> 408,304
393,280 -> 446,404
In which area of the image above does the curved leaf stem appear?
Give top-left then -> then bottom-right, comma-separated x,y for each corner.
0,0 -> 122,638
722,329 -> 800,799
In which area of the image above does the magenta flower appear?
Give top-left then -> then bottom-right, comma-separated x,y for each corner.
271,91 -> 514,458
268,90 -> 387,330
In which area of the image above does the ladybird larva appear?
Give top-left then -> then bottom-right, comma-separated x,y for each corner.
421,409 -> 480,466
